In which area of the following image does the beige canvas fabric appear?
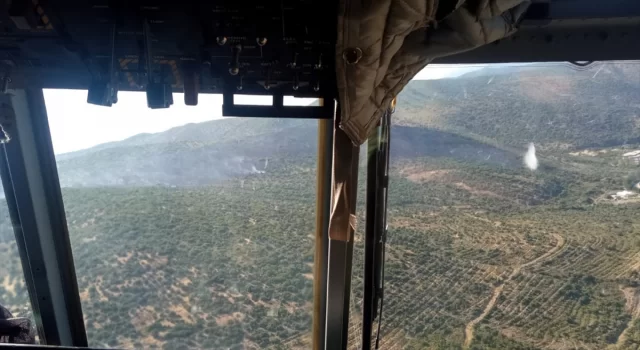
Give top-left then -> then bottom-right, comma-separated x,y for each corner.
335,0 -> 530,145
329,0 -> 529,242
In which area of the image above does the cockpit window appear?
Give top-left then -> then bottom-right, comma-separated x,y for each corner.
43,91 -> 318,349
352,61 -> 640,349
17,60 -> 640,349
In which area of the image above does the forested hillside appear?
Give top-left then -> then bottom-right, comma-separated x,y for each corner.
2,62 -> 640,349
397,62 -> 640,151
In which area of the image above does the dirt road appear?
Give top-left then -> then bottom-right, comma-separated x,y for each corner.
463,234 -> 565,348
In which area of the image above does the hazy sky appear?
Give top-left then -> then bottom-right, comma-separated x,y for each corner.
44,65 -> 481,154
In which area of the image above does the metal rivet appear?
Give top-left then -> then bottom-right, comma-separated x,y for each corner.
343,47 -> 362,65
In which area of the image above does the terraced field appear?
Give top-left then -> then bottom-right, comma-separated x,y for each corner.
343,147 -> 640,350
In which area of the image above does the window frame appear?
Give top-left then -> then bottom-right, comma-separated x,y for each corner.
0,89 -> 87,346
0,89 -> 352,349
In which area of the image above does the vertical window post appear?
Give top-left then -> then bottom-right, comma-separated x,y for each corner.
362,109 -> 391,350
325,108 -> 360,350
313,115 -> 333,350
313,117 -> 333,350
0,89 -> 87,346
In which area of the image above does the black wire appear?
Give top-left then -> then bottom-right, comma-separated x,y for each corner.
374,230 -> 387,349
374,110 -> 391,349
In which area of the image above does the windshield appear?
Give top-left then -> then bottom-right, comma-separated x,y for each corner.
347,61 -> 640,349
2,60 -> 638,349
40,92 -> 319,349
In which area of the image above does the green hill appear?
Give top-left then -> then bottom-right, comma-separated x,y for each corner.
397,62 -> 640,152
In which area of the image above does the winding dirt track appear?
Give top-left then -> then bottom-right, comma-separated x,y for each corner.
613,287 -> 640,349
463,234 -> 566,349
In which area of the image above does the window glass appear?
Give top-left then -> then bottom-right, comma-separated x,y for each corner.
45,90 -> 317,349
0,184 -> 37,341
375,61 -> 640,349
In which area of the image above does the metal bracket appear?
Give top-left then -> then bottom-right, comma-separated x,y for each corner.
222,89 -> 334,119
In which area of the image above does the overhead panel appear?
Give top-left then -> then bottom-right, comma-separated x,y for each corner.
0,0 -> 637,95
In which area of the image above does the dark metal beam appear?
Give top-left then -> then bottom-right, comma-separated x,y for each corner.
437,0 -> 640,65
361,109 -> 392,350
0,89 -> 87,346
526,0 -> 640,20
436,23 -> 640,64
325,239 -> 352,350
325,116 -> 360,350
313,115 -> 334,350
221,90 -> 335,119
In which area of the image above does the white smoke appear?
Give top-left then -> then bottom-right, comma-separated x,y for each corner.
524,143 -> 538,171
251,165 -> 265,174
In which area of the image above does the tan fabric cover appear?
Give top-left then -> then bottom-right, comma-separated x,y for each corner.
328,0 -> 529,242
335,0 -> 530,145
328,121 -> 360,241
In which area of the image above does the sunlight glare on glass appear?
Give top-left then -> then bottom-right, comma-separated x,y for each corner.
283,96 -> 321,106
413,64 -> 485,80
44,89 -> 224,154
233,94 -> 273,106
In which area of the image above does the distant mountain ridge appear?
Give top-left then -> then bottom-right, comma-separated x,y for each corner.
396,62 -> 640,150
56,120 -> 521,187
56,118 -> 319,187
55,63 -> 640,187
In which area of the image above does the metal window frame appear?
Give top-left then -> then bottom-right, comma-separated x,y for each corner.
361,111 -> 391,350
324,237 -> 355,350
313,118 -> 333,350
0,88 -> 349,349
324,117 -> 360,350
0,89 -> 87,346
